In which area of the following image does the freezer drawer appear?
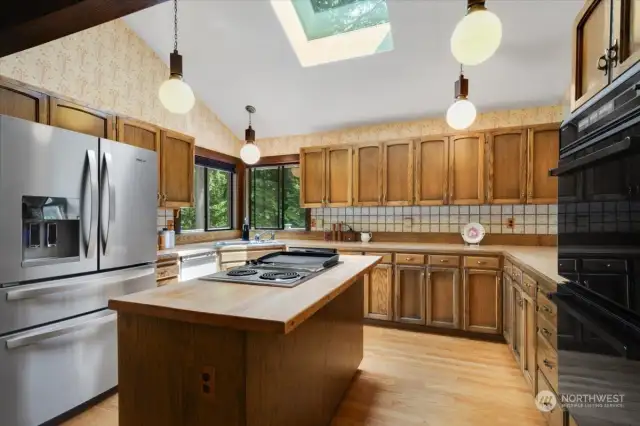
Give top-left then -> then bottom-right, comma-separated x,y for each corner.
0,265 -> 155,335
0,309 -> 117,426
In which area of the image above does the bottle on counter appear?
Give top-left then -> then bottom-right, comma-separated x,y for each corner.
158,229 -> 166,250
167,220 -> 176,249
242,217 -> 250,241
161,228 -> 171,250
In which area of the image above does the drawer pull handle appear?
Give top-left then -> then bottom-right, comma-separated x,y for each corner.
477,260 -> 486,265
543,359 -> 554,370
607,264 -> 611,267
440,259 -> 448,263
541,328 -> 552,337
541,306 -> 552,314
406,257 -> 413,261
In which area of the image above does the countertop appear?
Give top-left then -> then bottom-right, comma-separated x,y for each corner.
109,255 -> 380,334
157,241 -> 287,259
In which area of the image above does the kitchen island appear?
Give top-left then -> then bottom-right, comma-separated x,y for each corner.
108,255 -> 380,426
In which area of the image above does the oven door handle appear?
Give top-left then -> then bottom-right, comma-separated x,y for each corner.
549,136 -> 636,176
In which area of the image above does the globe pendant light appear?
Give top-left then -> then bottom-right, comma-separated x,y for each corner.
451,0 -> 502,66
446,67 -> 477,130
159,0 -> 195,114
240,106 -> 261,165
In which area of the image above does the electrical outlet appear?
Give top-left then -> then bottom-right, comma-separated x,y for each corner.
505,217 -> 515,228
201,366 -> 215,399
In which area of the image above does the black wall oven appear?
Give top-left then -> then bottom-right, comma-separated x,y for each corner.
555,68 -> 640,425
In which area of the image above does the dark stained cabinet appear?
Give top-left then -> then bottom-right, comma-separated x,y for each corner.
0,79 -> 48,123
50,98 -> 114,138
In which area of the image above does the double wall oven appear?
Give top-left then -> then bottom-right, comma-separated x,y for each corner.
555,65 -> 640,425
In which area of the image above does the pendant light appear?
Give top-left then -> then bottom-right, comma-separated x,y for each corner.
450,0 -> 502,66
240,106 -> 261,165
446,66 -> 477,130
159,0 -> 195,114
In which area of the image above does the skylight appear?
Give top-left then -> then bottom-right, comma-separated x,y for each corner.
271,0 -> 394,67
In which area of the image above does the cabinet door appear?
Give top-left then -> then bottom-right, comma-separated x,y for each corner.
394,266 -> 425,324
300,147 -> 326,208
487,130 -> 526,204
463,269 -> 501,334
0,80 -> 48,123
50,98 -> 114,138
511,285 -> 523,365
364,264 -> 393,321
449,134 -> 484,205
522,294 -> 537,392
572,0 -> 612,110
527,125 -> 560,204
353,144 -> 382,206
426,267 -> 460,329
160,130 -> 195,208
503,273 -> 513,344
383,140 -> 413,206
581,273 -> 630,307
612,0 -> 640,80
415,137 -> 449,205
326,146 -> 352,207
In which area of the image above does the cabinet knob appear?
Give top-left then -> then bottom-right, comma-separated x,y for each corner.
406,257 -> 413,261
543,359 -> 554,370
477,260 -> 486,265
542,305 -> 552,314
541,328 -> 552,337
597,54 -> 609,75
608,38 -> 619,67
440,259 -> 448,263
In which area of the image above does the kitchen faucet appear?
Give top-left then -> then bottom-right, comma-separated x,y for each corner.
254,230 -> 276,242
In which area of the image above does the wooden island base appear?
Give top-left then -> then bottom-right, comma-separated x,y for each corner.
116,278 -> 364,426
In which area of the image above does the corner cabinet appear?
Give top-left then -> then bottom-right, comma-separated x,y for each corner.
353,143 -> 382,206
487,129 -> 526,204
160,130 -> 195,208
463,269 -> 501,334
300,146 -> 352,208
394,265 -> 425,324
527,125 -> 559,204
383,140 -> 413,206
415,137 -> 449,205
0,79 -> 48,123
449,133 -> 485,205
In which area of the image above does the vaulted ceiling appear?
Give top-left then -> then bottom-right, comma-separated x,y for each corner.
125,0 -> 582,139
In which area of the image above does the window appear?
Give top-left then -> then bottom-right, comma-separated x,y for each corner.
180,158 -> 234,232
250,165 -> 307,230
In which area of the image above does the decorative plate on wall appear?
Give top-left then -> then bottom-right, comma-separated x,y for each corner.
461,222 -> 485,245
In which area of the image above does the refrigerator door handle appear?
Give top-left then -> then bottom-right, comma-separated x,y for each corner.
5,266 -> 155,301
86,150 -> 98,258
102,152 -> 116,255
5,313 -> 117,350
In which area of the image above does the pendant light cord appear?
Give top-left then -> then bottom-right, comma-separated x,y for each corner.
460,63 -> 463,76
248,109 -> 252,126
173,0 -> 179,52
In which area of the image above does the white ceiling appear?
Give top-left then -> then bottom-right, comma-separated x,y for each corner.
124,0 -> 582,139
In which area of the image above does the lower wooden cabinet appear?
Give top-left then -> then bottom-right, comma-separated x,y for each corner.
522,291 -> 537,392
463,269 -> 502,334
426,267 -> 460,329
512,284 -> 523,365
503,272 -> 513,344
364,264 -> 393,321
394,265 -> 425,324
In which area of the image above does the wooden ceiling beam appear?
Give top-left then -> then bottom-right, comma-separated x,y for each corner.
0,0 -> 169,58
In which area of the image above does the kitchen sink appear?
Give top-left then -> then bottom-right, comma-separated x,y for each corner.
213,240 -> 282,248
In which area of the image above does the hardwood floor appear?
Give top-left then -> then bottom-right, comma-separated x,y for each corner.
62,326 -> 545,426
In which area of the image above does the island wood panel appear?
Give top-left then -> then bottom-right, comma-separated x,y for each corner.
572,0 -> 612,110
50,98 -> 114,138
0,79 -> 48,123
527,125 -> 559,204
463,269 -> 501,334
487,129 -> 526,204
246,280 -> 363,426
300,148 -> 326,208
364,264 -> 393,321
612,0 -> 640,79
394,265 -> 425,324
160,129 -> 194,208
383,140 -> 413,206
449,133 -> 484,205
415,137 -> 449,205
326,146 -> 352,207
426,267 -> 459,329
353,143 -> 382,206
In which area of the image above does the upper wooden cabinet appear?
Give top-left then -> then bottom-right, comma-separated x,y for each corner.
383,140 -> 413,206
326,146 -> 352,207
160,130 -> 195,208
487,130 -> 526,204
300,147 -> 326,208
415,137 -> 449,205
612,0 -> 640,79
527,125 -> 560,204
449,133 -> 485,205
0,79 -> 48,123
50,98 -> 114,138
117,117 -> 161,152
353,143 -> 382,206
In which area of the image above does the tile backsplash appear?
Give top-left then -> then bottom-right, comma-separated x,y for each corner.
157,208 -> 173,231
311,204 -> 558,235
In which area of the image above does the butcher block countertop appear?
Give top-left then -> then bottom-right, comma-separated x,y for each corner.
109,255 -> 380,334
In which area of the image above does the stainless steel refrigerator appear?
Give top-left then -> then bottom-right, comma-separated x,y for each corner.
0,115 -> 158,426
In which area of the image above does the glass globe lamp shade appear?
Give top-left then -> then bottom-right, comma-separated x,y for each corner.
446,98 -> 477,130
159,76 -> 195,114
240,142 -> 261,165
450,8 -> 502,66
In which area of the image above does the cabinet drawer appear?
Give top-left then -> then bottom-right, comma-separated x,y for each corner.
537,330 -> 558,392
522,273 -> 537,298
157,276 -> 179,287
428,255 -> 459,267
396,253 -> 425,265
156,263 -> 179,281
536,289 -> 557,326
503,259 -> 513,277
365,252 -> 393,264
512,264 -> 523,284
537,314 -> 557,350
463,256 -> 499,270
537,369 -> 565,426
558,258 -> 577,272
582,258 -> 627,273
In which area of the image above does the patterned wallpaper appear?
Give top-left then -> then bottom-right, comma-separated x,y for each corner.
0,20 -> 242,156
256,105 -> 564,156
